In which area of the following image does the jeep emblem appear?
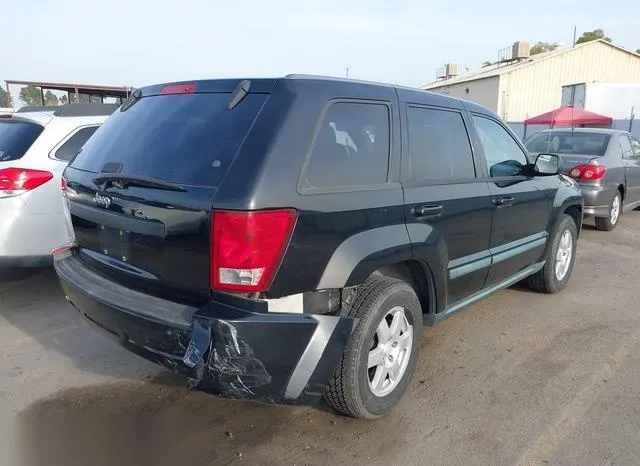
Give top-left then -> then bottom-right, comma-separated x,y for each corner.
94,192 -> 112,209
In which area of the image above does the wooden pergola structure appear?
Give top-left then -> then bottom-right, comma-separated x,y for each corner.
5,80 -> 133,107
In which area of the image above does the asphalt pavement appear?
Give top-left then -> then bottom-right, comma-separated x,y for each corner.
2,213 -> 640,466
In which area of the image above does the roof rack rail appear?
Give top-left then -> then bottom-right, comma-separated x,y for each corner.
53,103 -> 120,117
15,106 -> 55,113
283,74 -> 394,88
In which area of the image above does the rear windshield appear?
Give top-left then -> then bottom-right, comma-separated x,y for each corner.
69,93 -> 268,186
0,120 -> 44,162
525,132 -> 609,156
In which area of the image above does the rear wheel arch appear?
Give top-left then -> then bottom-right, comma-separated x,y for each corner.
370,260 -> 437,316
618,184 -> 625,201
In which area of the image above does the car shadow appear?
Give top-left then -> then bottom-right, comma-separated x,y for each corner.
0,268 -> 160,380
0,267 -> 46,284
506,282 -> 533,293
16,372 -> 407,466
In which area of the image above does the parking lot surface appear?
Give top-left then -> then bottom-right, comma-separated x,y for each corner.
2,214 -> 640,466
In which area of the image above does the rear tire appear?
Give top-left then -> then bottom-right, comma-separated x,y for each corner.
595,191 -> 621,231
527,214 -> 577,294
324,277 -> 422,419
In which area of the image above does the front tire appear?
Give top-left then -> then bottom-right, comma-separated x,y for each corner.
324,277 -> 422,419
527,214 -> 577,294
595,191 -> 621,231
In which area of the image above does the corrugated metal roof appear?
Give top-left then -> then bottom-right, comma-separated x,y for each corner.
422,40 -> 640,89
5,80 -> 132,98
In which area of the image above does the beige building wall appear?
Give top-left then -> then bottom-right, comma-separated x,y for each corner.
500,41 -> 640,121
426,76 -> 500,113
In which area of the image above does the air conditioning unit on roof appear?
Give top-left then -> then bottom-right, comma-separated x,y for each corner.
512,41 -> 531,59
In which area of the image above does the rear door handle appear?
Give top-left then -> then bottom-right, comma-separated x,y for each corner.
413,204 -> 443,218
493,196 -> 515,207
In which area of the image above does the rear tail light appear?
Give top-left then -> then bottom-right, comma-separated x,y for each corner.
0,168 -> 54,198
568,164 -> 607,181
52,242 -> 76,261
211,209 -> 297,292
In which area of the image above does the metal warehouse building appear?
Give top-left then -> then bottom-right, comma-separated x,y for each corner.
422,39 -> 640,128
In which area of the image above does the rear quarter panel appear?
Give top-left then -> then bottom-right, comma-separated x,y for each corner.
598,132 -> 627,189
15,117 -> 107,215
213,79 -> 411,299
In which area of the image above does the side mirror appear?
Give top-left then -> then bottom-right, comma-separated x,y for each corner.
533,153 -> 560,176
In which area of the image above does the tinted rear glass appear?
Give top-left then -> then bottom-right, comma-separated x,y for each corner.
304,102 -> 390,189
525,132 -> 609,156
0,120 -> 44,162
70,93 -> 268,186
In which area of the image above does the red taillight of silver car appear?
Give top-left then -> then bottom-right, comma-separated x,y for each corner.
0,167 -> 53,198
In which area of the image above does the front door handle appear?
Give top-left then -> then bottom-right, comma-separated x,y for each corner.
413,204 -> 443,218
494,196 -> 515,207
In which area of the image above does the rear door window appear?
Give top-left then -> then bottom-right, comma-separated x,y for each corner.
69,93 -> 268,186
53,126 -> 99,161
0,120 -> 44,162
407,106 -> 476,182
303,101 -> 390,189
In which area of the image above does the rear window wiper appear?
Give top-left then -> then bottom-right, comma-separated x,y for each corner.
92,173 -> 187,192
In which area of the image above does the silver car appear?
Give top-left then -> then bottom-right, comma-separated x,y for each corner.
0,104 -> 117,268
525,128 -> 640,231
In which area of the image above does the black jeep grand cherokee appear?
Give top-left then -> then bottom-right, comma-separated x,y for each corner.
54,76 -> 583,418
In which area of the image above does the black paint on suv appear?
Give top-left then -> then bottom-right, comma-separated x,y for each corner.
54,76 -> 584,418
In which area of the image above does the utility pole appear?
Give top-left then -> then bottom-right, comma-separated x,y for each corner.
346,67 -> 349,78
572,26 -> 577,47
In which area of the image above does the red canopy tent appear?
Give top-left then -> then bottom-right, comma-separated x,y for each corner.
523,106 -> 613,138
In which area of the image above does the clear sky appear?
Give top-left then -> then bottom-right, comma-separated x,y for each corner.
3,0 -> 640,91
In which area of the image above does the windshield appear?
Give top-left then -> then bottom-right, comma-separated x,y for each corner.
525,132 -> 610,156
70,93 -> 268,186
0,120 -> 45,162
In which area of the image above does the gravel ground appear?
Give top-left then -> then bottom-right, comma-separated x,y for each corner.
2,213 -> 640,466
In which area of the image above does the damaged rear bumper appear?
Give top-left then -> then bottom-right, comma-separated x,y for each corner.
54,253 -> 354,405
